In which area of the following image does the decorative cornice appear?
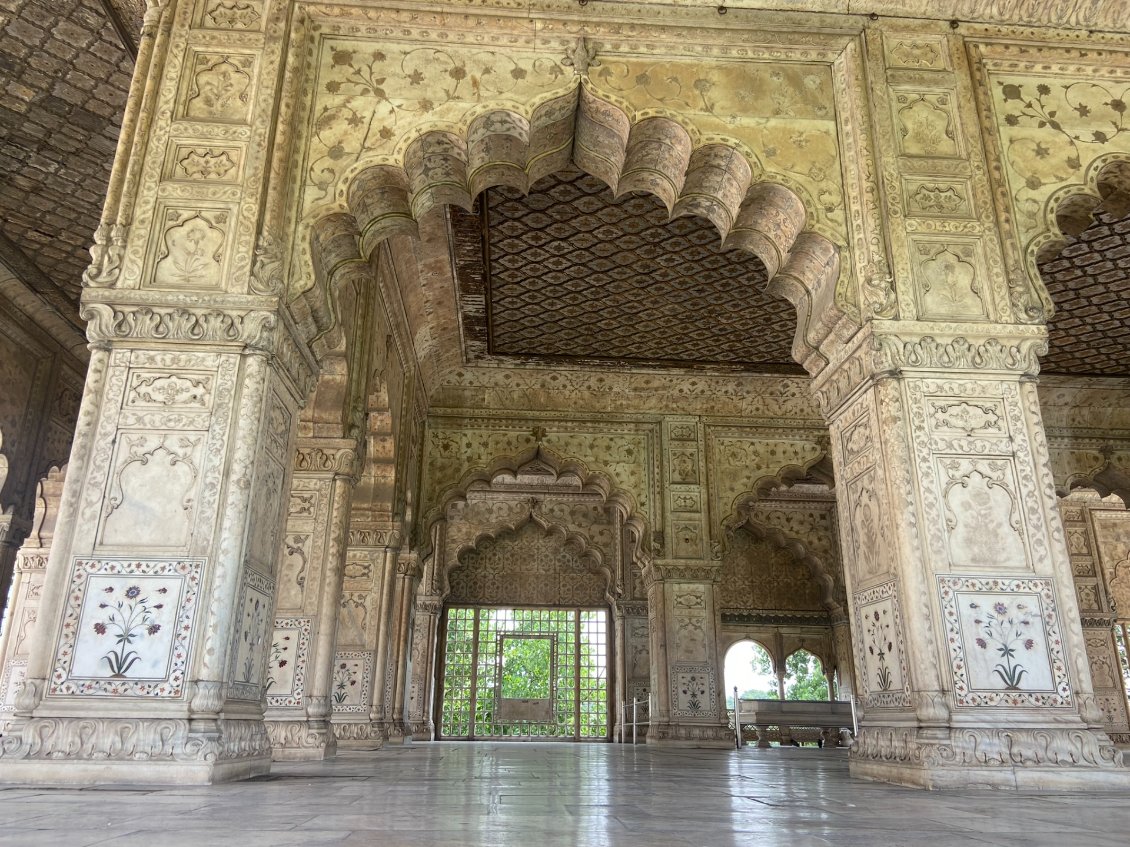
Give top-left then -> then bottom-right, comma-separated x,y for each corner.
81,302 -> 278,346
721,609 -> 832,627
642,559 -> 721,585
616,601 -> 648,617
813,326 -> 1050,418
79,300 -> 318,399
872,335 -> 1048,376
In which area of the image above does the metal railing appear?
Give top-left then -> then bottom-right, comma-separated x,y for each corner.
618,693 -> 652,744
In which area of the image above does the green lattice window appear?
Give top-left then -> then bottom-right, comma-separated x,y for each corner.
439,606 -> 609,740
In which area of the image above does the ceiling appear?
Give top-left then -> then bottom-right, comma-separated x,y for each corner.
450,169 -> 801,373
1039,208 -> 1130,377
0,0 -> 134,331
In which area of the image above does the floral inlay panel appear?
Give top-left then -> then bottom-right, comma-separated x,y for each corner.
853,581 -> 911,709
330,650 -> 373,714
938,576 -> 1073,708
49,558 -> 204,698
228,568 -> 275,701
671,663 -> 717,719
264,617 -> 312,708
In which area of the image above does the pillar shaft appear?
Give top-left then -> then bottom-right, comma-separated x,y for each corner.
815,324 -> 1128,788
0,310 -> 313,784
264,438 -> 358,760
643,563 -> 732,747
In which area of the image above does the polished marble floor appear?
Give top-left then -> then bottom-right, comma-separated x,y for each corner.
1,743 -> 1129,846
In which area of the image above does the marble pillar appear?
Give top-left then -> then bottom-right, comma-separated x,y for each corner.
405,595 -> 441,739
264,438 -> 359,760
643,563 -> 732,747
0,307 -> 313,784
386,551 -> 420,741
815,324 -> 1130,788
330,530 -> 399,748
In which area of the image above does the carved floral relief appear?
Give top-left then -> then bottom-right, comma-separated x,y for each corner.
894,92 -> 960,158
853,581 -> 911,709
228,568 -> 275,701
0,658 -> 27,714
99,433 -> 204,550
938,458 -> 1028,570
911,241 -> 987,320
151,210 -> 229,290
183,53 -> 255,122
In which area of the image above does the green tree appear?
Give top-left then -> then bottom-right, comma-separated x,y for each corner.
783,650 -> 830,701
734,643 -> 779,704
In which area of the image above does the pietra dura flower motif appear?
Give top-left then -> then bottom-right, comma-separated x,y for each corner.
968,599 -> 1036,690
51,558 -> 204,698
939,576 -> 1072,708
90,584 -> 167,678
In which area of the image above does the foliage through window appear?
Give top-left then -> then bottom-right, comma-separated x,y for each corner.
439,606 -> 609,740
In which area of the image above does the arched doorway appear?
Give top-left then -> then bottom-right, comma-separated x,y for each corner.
436,521 -> 612,741
724,640 -> 778,707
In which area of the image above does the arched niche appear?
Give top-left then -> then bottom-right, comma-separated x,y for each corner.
421,445 -> 648,604
448,515 -> 613,608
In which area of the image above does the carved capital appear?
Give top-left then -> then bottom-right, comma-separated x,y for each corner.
813,325 -> 1049,418
79,301 -> 317,398
293,443 -> 360,479
189,680 -> 225,716
416,596 -> 443,616
81,301 -> 278,346
642,559 -> 721,586
347,526 -> 401,549
395,551 -> 421,579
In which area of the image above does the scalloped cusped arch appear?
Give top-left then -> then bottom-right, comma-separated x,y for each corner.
310,85 -> 844,368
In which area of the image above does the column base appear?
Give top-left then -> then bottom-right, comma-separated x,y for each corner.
265,718 -> 337,761
647,722 -> 734,748
0,716 -> 271,786
332,720 -> 386,750
850,726 -> 1130,790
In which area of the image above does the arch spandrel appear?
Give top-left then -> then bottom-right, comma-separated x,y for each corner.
972,44 -> 1130,320
283,20 -> 866,352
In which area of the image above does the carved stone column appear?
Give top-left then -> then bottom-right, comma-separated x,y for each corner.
0,304 -> 313,784
831,614 -> 856,698
0,466 -> 65,731
330,529 -> 399,749
264,438 -> 359,760
1061,497 -> 1130,744
405,595 -> 441,739
643,561 -> 732,747
613,601 -> 649,742
0,514 -> 30,631
386,550 -> 420,741
815,325 -> 1129,788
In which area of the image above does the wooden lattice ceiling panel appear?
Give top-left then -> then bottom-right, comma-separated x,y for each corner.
451,168 -> 801,373
1039,209 -> 1130,377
